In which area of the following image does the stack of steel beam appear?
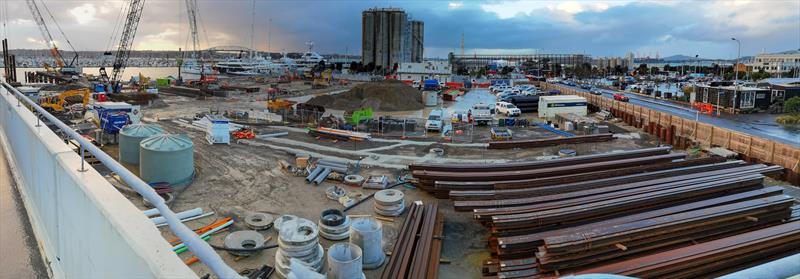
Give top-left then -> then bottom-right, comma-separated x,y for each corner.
574,221 -> 800,278
408,147 -> 797,278
487,133 -> 613,149
380,202 -> 444,279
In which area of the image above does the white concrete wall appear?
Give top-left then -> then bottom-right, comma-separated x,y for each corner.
0,86 -> 197,278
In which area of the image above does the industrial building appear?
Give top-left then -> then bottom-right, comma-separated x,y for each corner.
395,61 -> 451,82
693,84 -> 771,111
361,8 -> 424,72
750,50 -> 800,74
448,53 -> 592,73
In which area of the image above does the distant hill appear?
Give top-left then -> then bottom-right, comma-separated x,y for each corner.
663,55 -> 704,61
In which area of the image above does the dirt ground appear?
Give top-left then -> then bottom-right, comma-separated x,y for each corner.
103,113 -> 660,279
104,83 -> 800,278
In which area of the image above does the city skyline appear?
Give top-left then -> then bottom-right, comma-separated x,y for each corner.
0,0 -> 797,59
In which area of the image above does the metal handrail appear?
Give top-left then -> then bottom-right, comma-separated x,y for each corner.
1,82 -> 242,279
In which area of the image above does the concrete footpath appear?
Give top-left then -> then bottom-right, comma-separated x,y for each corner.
0,143 -> 48,278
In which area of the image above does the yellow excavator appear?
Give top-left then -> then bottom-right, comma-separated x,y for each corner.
39,88 -> 91,112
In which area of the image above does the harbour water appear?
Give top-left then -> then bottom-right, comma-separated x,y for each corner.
15,67 -> 181,82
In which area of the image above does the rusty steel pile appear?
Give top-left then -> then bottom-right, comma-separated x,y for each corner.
409,147 -> 800,278
380,202 -> 444,279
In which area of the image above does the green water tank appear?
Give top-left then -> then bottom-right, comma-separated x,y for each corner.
119,123 -> 164,165
139,134 -> 194,186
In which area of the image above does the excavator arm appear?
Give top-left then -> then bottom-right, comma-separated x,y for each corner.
40,88 -> 91,111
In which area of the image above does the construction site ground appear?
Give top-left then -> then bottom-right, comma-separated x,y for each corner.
99,86 -> 800,279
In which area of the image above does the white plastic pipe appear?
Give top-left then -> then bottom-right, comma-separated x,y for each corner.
142,208 -> 160,217
326,243 -> 365,279
172,220 -> 234,251
151,207 -> 203,225
717,253 -> 800,279
1,83 -> 243,278
349,218 -> 384,269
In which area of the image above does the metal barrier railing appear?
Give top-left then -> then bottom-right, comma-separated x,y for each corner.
1,82 -> 242,279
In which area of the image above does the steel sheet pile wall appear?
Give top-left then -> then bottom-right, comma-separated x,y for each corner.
542,83 -> 800,185
0,86 -> 195,277
409,148 -> 800,278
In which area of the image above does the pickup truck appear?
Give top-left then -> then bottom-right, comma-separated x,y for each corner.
470,103 -> 493,125
425,109 -> 445,132
495,101 -> 521,116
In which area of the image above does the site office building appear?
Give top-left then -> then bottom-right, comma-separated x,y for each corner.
396,61 -> 452,83
538,95 -> 588,118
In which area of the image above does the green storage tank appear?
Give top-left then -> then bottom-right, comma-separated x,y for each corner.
119,123 -> 164,165
139,134 -> 194,186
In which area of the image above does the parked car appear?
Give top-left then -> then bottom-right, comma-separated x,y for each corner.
613,93 -> 630,102
499,93 -> 521,102
579,84 -> 592,90
425,109 -> 445,132
590,87 -> 602,95
495,101 -> 521,116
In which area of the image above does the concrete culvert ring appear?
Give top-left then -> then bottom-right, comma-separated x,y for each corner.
273,214 -> 297,232
320,209 -> 346,227
325,186 -> 346,200
223,230 -> 265,256
327,243 -> 366,279
374,189 -> 404,206
344,174 -> 365,186
142,192 -> 174,208
245,212 -> 274,230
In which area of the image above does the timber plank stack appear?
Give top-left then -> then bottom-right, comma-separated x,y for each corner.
407,147 -> 799,278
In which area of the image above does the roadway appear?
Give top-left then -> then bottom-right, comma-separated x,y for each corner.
561,84 -> 800,147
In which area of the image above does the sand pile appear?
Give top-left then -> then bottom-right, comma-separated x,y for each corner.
306,80 -> 424,111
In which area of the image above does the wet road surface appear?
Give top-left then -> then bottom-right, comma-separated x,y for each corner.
0,143 -> 48,278
567,84 -> 800,147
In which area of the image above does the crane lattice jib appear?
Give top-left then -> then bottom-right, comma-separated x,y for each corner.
185,0 -> 200,58
25,0 -> 65,67
110,0 -> 145,83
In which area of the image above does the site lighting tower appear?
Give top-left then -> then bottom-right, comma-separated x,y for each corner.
731,37 -> 741,115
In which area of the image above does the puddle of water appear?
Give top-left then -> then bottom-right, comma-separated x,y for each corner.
293,89 -> 499,120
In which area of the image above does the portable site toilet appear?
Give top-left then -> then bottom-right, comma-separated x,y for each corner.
538,95 -> 588,118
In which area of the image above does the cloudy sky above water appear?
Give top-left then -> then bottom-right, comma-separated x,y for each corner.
0,0 -> 798,58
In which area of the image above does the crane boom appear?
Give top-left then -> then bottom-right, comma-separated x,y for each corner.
107,0 -> 146,83
25,0 -> 66,68
185,0 -> 204,77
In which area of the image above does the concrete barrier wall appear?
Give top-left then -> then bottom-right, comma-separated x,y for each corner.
543,83 -> 800,185
0,87 -> 197,278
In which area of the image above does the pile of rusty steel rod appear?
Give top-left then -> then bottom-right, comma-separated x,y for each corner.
380,202 -> 443,279
487,133 -> 613,149
573,220 -> 800,278
408,147 -> 798,278
410,147 -> 695,198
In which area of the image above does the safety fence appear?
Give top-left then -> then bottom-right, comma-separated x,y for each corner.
542,83 -> 800,185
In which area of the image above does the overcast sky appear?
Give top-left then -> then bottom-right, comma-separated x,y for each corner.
1,0 -> 798,59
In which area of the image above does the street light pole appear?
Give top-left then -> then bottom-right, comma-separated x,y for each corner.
731,37 -> 741,115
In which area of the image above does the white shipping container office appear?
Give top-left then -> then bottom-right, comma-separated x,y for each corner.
538,95 -> 588,118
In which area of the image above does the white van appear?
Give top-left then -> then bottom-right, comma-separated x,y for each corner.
425,109 -> 445,132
